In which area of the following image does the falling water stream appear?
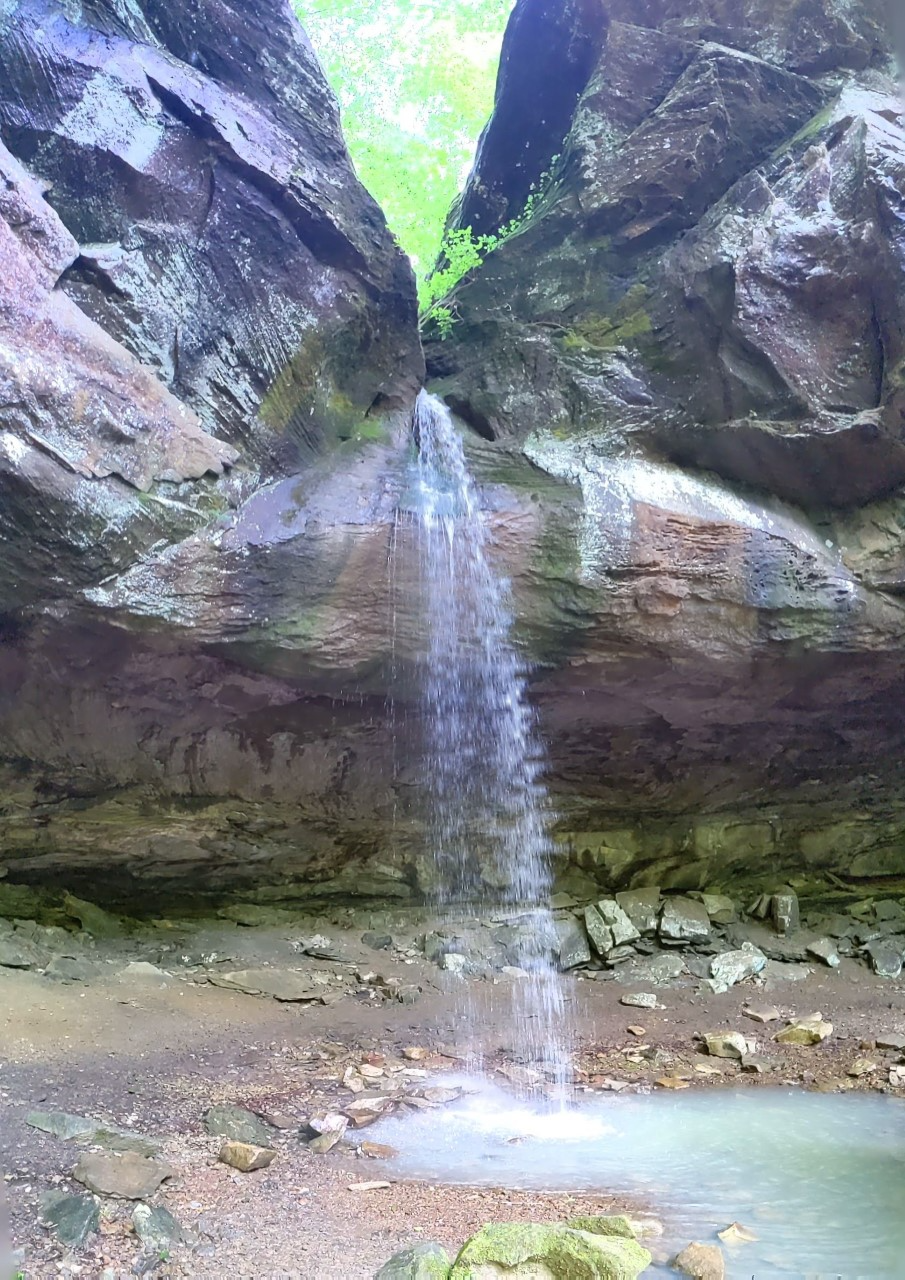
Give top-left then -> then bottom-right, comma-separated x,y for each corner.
387,393 -> 905,1275
406,390 -> 569,1085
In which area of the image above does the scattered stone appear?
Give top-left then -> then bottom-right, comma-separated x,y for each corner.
27,1111 -> 97,1141
448,1222 -> 651,1279
344,1097 -> 396,1127
116,961 -> 171,983
441,953 -> 467,975
889,1065 -> 905,1088
555,917 -> 591,970
306,1113 -> 349,1153
704,1032 -> 748,1060
218,1140 -> 276,1171
748,894 -> 771,920
615,888 -> 661,936
362,932 -> 393,951
619,953 -> 685,985
771,890 -> 800,936
421,1087 -> 462,1105
717,1222 -> 757,1245
741,1055 -> 771,1074
761,960 -> 811,985
866,938 -> 904,979
847,1058 -> 877,1078
806,938 -> 840,968
132,1204 -> 183,1251
874,901 -> 905,924
44,956 -> 94,983
693,893 -> 737,925
584,905 -> 615,957
656,1076 -> 691,1089
674,1241 -> 725,1279
876,1032 -> 905,1051
402,1046 -> 428,1061
620,992 -> 658,1010
709,944 -> 766,989
0,938 -> 35,968
89,1127 -> 163,1158
349,1180 -> 392,1191
627,1025 -> 646,1037
72,1151 -> 174,1199
361,1142 -> 399,1160
40,1191 -> 99,1249
566,1215 -> 637,1239
293,933 -> 351,962
204,1106 -> 272,1147
596,900 -> 640,946
774,1014 -> 833,1046
211,968 -> 333,1002
258,1111 -> 298,1131
360,1062 -> 385,1079
694,1063 -> 723,1076
742,1005 -> 781,1024
659,898 -> 711,945
375,1243 -> 451,1280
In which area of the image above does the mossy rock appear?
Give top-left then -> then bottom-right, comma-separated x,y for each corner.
375,1243 -> 452,1279
449,1222 -> 651,1279
566,1216 -> 638,1239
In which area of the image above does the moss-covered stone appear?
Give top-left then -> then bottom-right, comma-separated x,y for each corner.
449,1222 -> 651,1279
375,1242 -> 452,1280
566,1216 -> 638,1239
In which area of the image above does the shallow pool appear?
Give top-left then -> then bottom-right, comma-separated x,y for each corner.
372,1081 -> 905,1277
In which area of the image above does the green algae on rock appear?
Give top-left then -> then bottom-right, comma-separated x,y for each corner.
449,1222 -> 651,1279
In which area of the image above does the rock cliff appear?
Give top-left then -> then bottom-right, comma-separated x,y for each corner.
1,0 -> 905,913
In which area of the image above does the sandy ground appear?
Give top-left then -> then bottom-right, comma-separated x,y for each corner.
3,930 -> 905,1278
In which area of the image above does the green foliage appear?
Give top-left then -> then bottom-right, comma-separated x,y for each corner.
420,155 -> 562,334
301,0 -> 511,279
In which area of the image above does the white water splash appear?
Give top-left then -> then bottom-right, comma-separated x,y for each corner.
405,390 -> 570,1087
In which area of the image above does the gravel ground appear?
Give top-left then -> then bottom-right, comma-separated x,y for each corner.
2,926 -> 905,1278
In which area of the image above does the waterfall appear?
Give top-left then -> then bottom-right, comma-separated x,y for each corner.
406,389 -> 570,1088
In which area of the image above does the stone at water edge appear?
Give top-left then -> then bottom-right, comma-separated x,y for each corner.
674,1241 -> 725,1279
218,1140 -> 277,1171
449,1222 -> 651,1279
40,1191 -> 99,1249
659,899 -> 711,945
566,1215 -> 638,1239
72,1151 -> 175,1199
305,1112 -> 349,1152
774,1015 -> 833,1045
374,1242 -> 452,1280
703,1031 -> 749,1059
615,889 -> 661,936
204,1105 -> 273,1147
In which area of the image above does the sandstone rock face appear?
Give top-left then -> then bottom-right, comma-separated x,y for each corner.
2,0 -> 905,912
0,0 -> 421,458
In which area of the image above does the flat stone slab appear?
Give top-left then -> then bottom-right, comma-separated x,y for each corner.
73,1151 -> 175,1199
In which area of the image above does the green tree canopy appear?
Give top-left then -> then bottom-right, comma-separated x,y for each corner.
301,0 -> 511,290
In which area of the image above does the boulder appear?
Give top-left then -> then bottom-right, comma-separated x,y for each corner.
204,1107 -> 273,1147
218,1140 -> 276,1172
449,1222 -> 651,1279
375,1243 -> 452,1280
709,945 -> 767,989
660,899 -> 712,945
674,1242 -> 725,1280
